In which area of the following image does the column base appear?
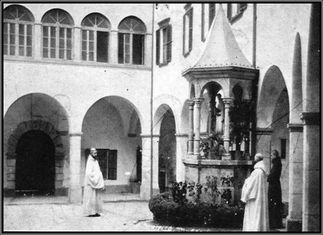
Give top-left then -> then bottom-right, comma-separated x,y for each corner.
222,153 -> 231,160
286,218 -> 302,232
68,186 -> 82,204
140,186 -> 159,200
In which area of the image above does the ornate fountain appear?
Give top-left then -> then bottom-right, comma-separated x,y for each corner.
182,5 -> 258,203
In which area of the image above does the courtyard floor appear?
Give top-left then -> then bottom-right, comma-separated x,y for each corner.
3,195 -> 285,232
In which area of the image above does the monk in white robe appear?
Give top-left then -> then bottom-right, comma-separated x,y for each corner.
83,148 -> 105,217
241,153 -> 269,231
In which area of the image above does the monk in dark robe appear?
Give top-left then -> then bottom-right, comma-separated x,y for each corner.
267,149 -> 283,229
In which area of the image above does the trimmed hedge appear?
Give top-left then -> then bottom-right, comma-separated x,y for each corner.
149,192 -> 244,228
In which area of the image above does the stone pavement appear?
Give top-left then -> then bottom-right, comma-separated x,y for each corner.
3,195 -> 285,232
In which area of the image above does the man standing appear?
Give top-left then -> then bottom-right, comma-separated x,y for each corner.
240,153 -> 269,231
83,148 -> 105,217
268,150 -> 283,229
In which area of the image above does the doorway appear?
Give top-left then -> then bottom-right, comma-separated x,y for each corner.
15,130 -> 55,195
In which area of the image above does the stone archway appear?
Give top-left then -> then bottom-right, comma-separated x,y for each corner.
15,130 -> 55,195
6,120 -> 66,196
154,105 -> 177,193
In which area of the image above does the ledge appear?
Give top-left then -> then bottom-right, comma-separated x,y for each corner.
183,158 -> 253,167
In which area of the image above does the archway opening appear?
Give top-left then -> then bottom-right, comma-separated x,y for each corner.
4,93 -> 69,197
158,108 -> 176,193
271,89 -> 290,203
257,66 -> 290,205
15,130 -> 55,195
81,96 -> 142,194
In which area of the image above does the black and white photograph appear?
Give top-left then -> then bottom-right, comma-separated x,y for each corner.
2,1 -> 321,232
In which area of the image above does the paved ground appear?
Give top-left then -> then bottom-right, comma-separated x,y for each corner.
3,196 -> 285,232
3,196 -> 242,232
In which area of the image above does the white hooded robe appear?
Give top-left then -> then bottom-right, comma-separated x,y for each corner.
83,155 -> 105,216
241,160 -> 269,231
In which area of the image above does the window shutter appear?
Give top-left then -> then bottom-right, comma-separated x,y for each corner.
201,4 -> 205,41
182,14 -> 185,56
189,9 -> 193,52
227,4 -> 232,22
166,25 -> 172,63
108,150 -> 117,180
156,29 -> 160,65
118,33 -> 124,63
239,3 -> 247,12
209,3 -> 215,28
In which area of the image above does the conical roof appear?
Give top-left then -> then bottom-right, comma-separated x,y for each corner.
186,4 -> 253,72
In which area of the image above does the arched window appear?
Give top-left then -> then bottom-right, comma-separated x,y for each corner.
4,5 -> 34,57
41,9 -> 74,60
81,13 -> 111,63
118,16 -> 146,65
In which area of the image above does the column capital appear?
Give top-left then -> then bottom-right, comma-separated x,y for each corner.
300,112 -> 320,125
188,99 -> 195,109
222,98 -> 233,105
175,133 -> 188,137
255,127 -> 273,135
193,98 -> 204,107
69,132 -> 83,137
140,134 -> 160,138
287,123 -> 303,132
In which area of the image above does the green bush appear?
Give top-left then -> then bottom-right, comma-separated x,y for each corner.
149,193 -> 244,228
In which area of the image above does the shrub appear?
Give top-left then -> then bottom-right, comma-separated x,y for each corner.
149,180 -> 244,228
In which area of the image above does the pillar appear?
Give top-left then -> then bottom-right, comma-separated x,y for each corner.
74,27 -> 82,61
145,34 -> 152,67
286,124 -> 303,231
286,32 -> 303,232
109,31 -> 118,64
193,98 -> 203,156
140,134 -> 159,200
222,98 -> 232,158
188,100 -> 194,155
175,133 -> 187,182
301,4 -> 320,231
208,89 -> 216,134
69,132 -> 82,204
34,23 -> 42,60
255,128 -> 273,174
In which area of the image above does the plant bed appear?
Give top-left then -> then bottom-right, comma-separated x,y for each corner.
149,181 -> 244,228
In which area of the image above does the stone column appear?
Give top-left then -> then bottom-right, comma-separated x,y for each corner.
193,98 -> 203,156
301,4 -> 320,232
222,98 -> 232,158
255,128 -> 273,174
286,124 -> 303,231
109,31 -> 118,64
140,134 -> 159,200
208,89 -> 216,134
145,34 -> 152,67
286,32 -> 303,232
188,100 -> 194,155
152,135 -> 160,194
69,132 -> 82,204
175,133 -> 187,182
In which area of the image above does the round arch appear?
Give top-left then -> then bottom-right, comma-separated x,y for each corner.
154,104 -> 177,192
153,94 -> 181,134
41,8 -> 74,25
81,95 -> 143,192
118,15 -> 146,33
4,4 -> 35,22
257,65 -> 290,128
4,93 -> 70,195
82,95 -> 144,132
256,65 -> 290,203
